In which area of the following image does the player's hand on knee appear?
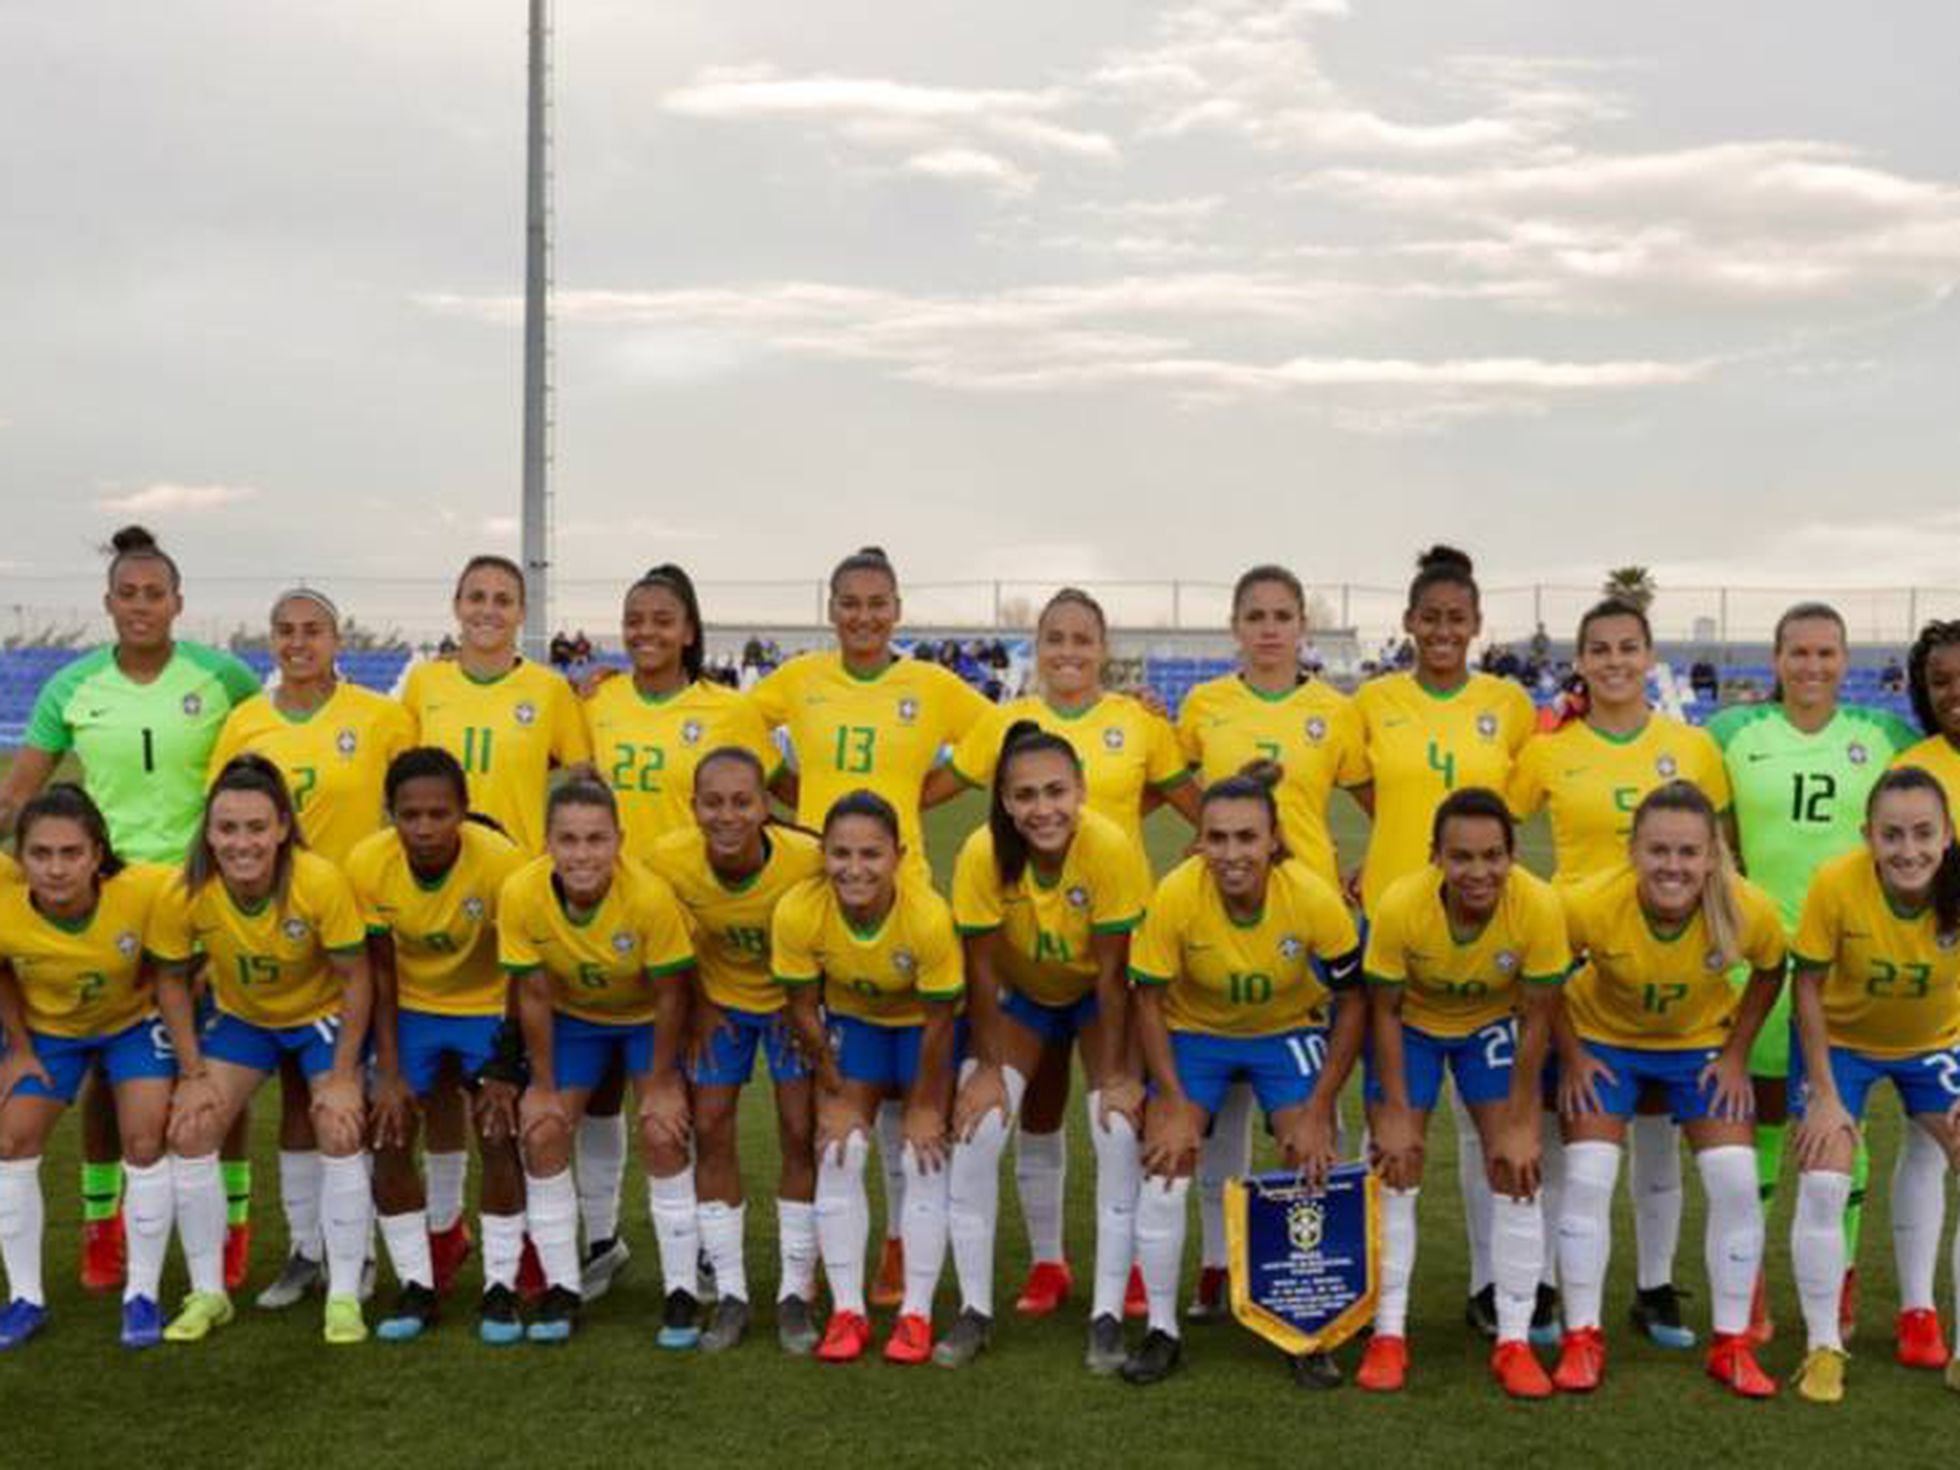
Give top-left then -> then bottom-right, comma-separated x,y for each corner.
951,1063 -> 1008,1142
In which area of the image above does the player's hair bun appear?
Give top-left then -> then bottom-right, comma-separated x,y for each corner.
856,545 -> 890,564
109,524 -> 161,556
1236,757 -> 1285,790
1415,543 -> 1473,577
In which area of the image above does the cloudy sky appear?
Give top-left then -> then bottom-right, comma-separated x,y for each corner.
4,2 -> 1959,636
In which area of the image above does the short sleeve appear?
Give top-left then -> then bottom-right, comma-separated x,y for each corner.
1519,881 -> 1573,982
770,886 -> 821,986
1503,681 -> 1536,755
634,872 -> 696,977
1140,708 -> 1191,789
1330,699 -> 1369,788
948,707 -> 1005,791
22,667 -> 80,754
1091,836 -> 1152,933
935,667 -> 994,744
308,863 -> 368,953
950,834 -> 1004,935
1506,736 -> 1549,819
398,662 -> 430,728
342,842 -> 387,931
378,698 -> 417,768
1792,872 -> 1838,970
210,649 -> 262,706
727,697 -> 784,780
550,680 -> 593,767
145,879 -> 197,966
1362,896 -> 1408,985
497,876 -> 541,972
1347,685 -> 1379,784
1174,689 -> 1205,768
1127,878 -> 1184,984
1877,709 -> 1923,756
1687,728 -> 1732,811
748,662 -> 795,731
912,898 -> 965,1002
1741,887 -> 1789,972
1301,873 -> 1361,960
1559,886 -> 1592,957
206,706 -> 249,785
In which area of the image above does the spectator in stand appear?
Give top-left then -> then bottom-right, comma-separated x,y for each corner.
1881,656 -> 1906,694
1690,658 -> 1720,703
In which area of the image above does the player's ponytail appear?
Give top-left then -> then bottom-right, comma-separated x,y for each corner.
989,720 -> 1082,887
190,754 -> 303,902
104,524 -> 182,592
1407,544 -> 1478,615
15,783 -> 126,884
1633,781 -> 1741,966
1199,759 -> 1290,863
629,563 -> 707,684
1867,766 -> 1960,938
1906,619 -> 1960,738
1768,601 -> 1845,705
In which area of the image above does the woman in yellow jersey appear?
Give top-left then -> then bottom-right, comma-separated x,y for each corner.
500,776 -> 697,1348
645,747 -> 824,1356
346,748 -> 528,1346
1357,788 -> 1568,1399
1900,620 -> 1960,812
773,791 -> 964,1366
1122,763 -> 1365,1387
150,755 -> 374,1347
936,587 -> 1186,1320
939,722 -> 1152,1372
751,546 -> 990,1305
0,788 -> 176,1351
1550,782 -> 1785,1399
1509,597 -> 1732,1352
209,587 -> 418,1314
1786,768 -> 1960,1402
400,554 -> 591,855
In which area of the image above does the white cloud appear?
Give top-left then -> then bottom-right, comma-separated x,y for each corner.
903,148 -> 1036,196
663,69 -> 1062,123
96,482 -> 260,514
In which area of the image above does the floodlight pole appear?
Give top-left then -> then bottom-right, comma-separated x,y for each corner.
520,0 -> 553,659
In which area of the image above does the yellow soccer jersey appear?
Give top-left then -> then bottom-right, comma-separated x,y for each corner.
1561,866 -> 1786,1051
345,822 -> 525,1018
749,652 -> 991,861
149,850 -> 367,1029
400,658 -> 591,854
950,694 -> 1189,847
1509,716 -> 1732,887
647,825 -> 824,1013
1129,856 -> 1360,1039
1364,865 -> 1571,1038
1354,673 -> 1536,912
1896,736 -> 1960,822
1793,849 -> 1960,1058
209,683 -> 417,865
0,863 -> 172,1038
771,874 -> 964,1027
498,856 -> 695,1026
951,807 -> 1152,1009
1176,675 -> 1366,889
0,853 -> 19,885
585,677 -> 781,862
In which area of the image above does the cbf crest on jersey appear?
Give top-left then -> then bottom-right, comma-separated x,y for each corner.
282,917 -> 311,943
610,930 -> 635,956
1226,1166 -> 1380,1357
1278,935 -> 1305,962
461,895 -> 487,923
680,719 -> 705,747
1704,948 -> 1727,973
1655,754 -> 1678,779
1475,712 -> 1499,740
336,728 -> 359,758
1493,948 -> 1520,975
1304,716 -> 1327,744
115,931 -> 141,959
1847,742 -> 1869,766
182,691 -> 204,718
896,697 -> 920,726
514,701 -> 539,728
1102,726 -> 1125,751
1066,885 -> 1090,910
893,948 -> 918,978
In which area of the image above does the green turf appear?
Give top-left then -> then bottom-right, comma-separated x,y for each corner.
0,785 -> 1944,1467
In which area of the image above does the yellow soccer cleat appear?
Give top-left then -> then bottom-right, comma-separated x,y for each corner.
1793,1346 -> 1847,1404
163,1291 -> 235,1344
323,1294 -> 368,1346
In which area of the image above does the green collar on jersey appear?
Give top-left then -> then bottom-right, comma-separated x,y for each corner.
1236,674 -> 1302,704
1414,673 -> 1471,701
1882,887 -> 1932,923
273,682 -> 340,724
711,833 -> 773,894
840,656 -> 896,684
1583,716 -> 1651,746
461,658 -> 522,688
630,676 -> 692,706
1040,693 -> 1105,721
32,897 -> 100,935
842,898 -> 896,942
1638,905 -> 1693,943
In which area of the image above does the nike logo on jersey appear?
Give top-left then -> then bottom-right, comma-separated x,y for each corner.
1382,716 -> 1411,728
85,707 -> 111,719
1744,752 -> 1782,763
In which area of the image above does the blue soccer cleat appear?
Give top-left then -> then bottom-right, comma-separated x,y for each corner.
656,1289 -> 701,1351
1630,1284 -> 1697,1350
0,1299 -> 49,1350
121,1295 -> 163,1350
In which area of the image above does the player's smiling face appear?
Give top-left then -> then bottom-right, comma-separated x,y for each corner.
1577,613 -> 1652,710
390,775 -> 466,875
1037,600 -> 1104,704
830,570 -> 899,666
207,789 -> 290,899
823,813 -> 900,917
272,597 -> 340,688
1002,747 -> 1084,859
1405,582 -> 1480,682
693,758 -> 769,865
547,800 -> 620,906
1435,814 -> 1512,917
1630,807 -> 1717,921
1773,615 -> 1845,715
1199,796 -> 1279,906
1232,578 -> 1304,680
20,814 -> 102,919
1866,787 -> 1951,905
622,582 -> 693,683
454,565 -> 524,659
104,555 -> 183,654
1926,644 -> 1960,739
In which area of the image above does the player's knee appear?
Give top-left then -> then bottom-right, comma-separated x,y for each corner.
522,1116 -> 570,1175
638,1121 -> 688,1177
120,1121 -> 166,1168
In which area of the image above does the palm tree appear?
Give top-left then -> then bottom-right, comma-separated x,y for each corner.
1602,566 -> 1658,611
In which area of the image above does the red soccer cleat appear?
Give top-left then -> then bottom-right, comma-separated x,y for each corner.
429,1219 -> 474,1298
882,1311 -> 933,1365
1552,1326 -> 1606,1393
516,1236 -> 547,1304
1746,1270 -> 1773,1346
1839,1267 -> 1859,1345
1123,1264 -> 1148,1321
816,1309 -> 871,1363
869,1237 -> 905,1309
224,1222 -> 251,1292
80,1214 -> 126,1293
1491,1340 -> 1554,1400
1014,1259 -> 1074,1318
1706,1332 -> 1777,1399
1356,1334 -> 1409,1392
1896,1307 -> 1948,1369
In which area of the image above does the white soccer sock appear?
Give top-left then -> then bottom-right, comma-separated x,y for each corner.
1492,1194 -> 1544,1345
1791,1170 -> 1851,1352
1537,1113 -> 1564,1289
951,1110 -> 1011,1317
1451,1089 -> 1494,1293
321,1152 -> 374,1299
574,1112 -> 627,1246
1014,1127 -> 1066,1264
1197,1083 -> 1253,1269
1087,1092 -> 1142,1321
1630,1114 -> 1685,1291
816,1133 -> 870,1315
171,1152 -> 227,1296
777,1198 -> 818,1303
1376,1186 -> 1419,1337
697,1200 -> 747,1305
480,1211 -> 525,1291
278,1148 -> 324,1262
378,1208 -> 435,1290
649,1170 -> 703,1298
1135,1174 -> 1191,1337
1697,1145 -> 1763,1337
875,1101 -> 907,1242
525,1169 -> 580,1291
122,1159 -> 173,1304
1555,1140 -> 1622,1332
424,1151 -> 468,1234
0,1157 -> 46,1307
900,1148 -> 950,1319
1892,1123 -> 1948,1312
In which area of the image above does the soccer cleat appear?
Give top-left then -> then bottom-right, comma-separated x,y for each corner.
1528,1283 -> 1561,1348
815,1309 -> 871,1363
580,1236 -> 631,1303
869,1237 -> 905,1309
376,1282 -> 439,1343
526,1285 -> 580,1345
120,1295 -> 163,1350
163,1290 -> 234,1344
429,1219 -> 473,1297
1290,1352 -> 1343,1390
1014,1260 -> 1073,1318
1123,1264 -> 1148,1321
254,1252 -> 324,1311
0,1299 -> 49,1350
1747,1270 -> 1773,1346
1552,1327 -> 1606,1393
80,1214 -> 126,1293
1186,1265 -> 1230,1322
1897,1308 -> 1948,1369
931,1307 -> 992,1369
700,1297 -> 749,1354
1491,1340 -> 1554,1400
224,1222 -> 252,1292
1085,1313 -> 1127,1376
1465,1284 -> 1499,1341
1629,1284 -> 1697,1350
657,1289 -> 702,1350
1119,1328 -> 1183,1386
1705,1332 -> 1777,1399
1839,1268 -> 1859,1345
515,1237 -> 547,1304
882,1311 -> 933,1365
478,1283 -> 524,1346
1356,1334 -> 1408,1392
777,1295 -> 819,1356
1792,1346 -> 1847,1405
323,1293 -> 367,1346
